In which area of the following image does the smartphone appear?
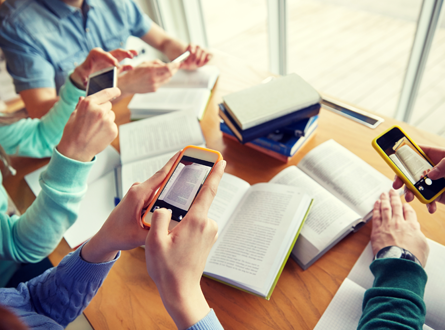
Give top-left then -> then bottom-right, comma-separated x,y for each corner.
86,66 -> 117,96
172,51 -> 191,63
322,97 -> 384,129
141,146 -> 223,230
372,125 -> 445,203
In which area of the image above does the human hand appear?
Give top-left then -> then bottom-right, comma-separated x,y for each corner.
118,59 -> 180,94
371,189 -> 429,267
81,152 -> 181,263
70,48 -> 137,89
145,159 -> 226,329
180,44 -> 212,70
393,144 -> 445,213
57,87 -> 120,162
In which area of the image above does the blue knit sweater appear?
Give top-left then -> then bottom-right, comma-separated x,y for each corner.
0,246 -> 224,329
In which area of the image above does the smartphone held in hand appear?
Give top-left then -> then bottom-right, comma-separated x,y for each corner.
372,125 -> 445,203
141,146 -> 223,230
86,66 -> 117,96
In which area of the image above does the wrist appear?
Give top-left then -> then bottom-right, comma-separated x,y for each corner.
159,284 -> 210,330
57,143 -> 94,163
70,69 -> 87,90
81,234 -> 119,263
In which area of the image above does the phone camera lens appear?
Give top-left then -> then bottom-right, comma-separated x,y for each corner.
425,178 -> 433,186
419,186 -> 424,191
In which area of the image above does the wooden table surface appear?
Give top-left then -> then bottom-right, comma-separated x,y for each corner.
4,51 -> 445,330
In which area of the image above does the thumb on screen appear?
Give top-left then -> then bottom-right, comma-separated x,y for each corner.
428,159 -> 445,180
148,208 -> 171,239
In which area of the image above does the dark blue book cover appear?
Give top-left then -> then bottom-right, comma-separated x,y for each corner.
218,103 -> 320,144
221,115 -> 318,156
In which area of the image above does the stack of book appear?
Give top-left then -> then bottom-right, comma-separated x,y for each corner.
219,73 -> 321,162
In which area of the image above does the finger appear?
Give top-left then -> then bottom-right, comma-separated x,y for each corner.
93,49 -> 119,67
194,47 -> 204,65
427,201 -> 437,214
403,203 -> 417,223
380,192 -> 392,224
187,160 -> 226,220
404,188 -> 415,203
148,208 -> 172,238
187,45 -> 197,65
393,175 -> 404,189
372,200 -> 382,228
418,144 -> 445,164
200,52 -> 212,67
389,189 -> 403,220
139,151 -> 181,191
87,87 -> 121,104
118,64 -> 134,74
109,48 -> 136,61
428,158 -> 445,180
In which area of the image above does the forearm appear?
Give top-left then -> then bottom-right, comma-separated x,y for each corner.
0,149 -> 93,263
23,244 -> 117,327
0,77 -> 85,158
141,25 -> 187,60
358,259 -> 427,330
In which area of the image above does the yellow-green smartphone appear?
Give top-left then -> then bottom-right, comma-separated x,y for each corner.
372,125 -> 445,204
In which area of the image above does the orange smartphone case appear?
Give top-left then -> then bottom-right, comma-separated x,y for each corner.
140,146 -> 223,229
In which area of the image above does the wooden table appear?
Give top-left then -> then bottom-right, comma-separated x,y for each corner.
4,51 -> 445,330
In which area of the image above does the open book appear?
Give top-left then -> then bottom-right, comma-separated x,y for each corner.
128,65 -> 220,120
270,140 -> 392,269
204,173 -> 313,299
314,239 -> 445,330
25,111 -> 204,248
389,137 -> 432,184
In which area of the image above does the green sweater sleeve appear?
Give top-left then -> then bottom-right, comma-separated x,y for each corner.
0,148 -> 93,263
0,76 -> 85,158
358,258 -> 428,330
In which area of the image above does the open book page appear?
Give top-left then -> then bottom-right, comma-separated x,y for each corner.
348,240 -> 445,330
298,139 -> 392,217
64,171 -> 116,248
25,146 -> 121,196
128,89 -> 210,115
119,110 -> 204,164
314,278 -> 365,330
270,166 -> 360,251
121,152 -> 176,196
159,163 -> 185,200
389,153 -> 416,184
162,65 -> 220,89
204,184 -> 310,296
395,144 -> 431,182
160,163 -> 210,210
207,173 -> 250,232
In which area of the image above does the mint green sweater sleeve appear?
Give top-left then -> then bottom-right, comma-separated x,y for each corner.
0,148 -> 94,264
0,76 -> 85,158
358,258 -> 427,330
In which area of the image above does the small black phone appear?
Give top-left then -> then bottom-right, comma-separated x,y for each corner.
86,66 -> 117,96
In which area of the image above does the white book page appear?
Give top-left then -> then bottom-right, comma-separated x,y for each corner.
389,154 -> 416,184
159,163 -> 185,200
314,278 -> 365,330
204,184 -> 309,295
348,239 -> 444,330
25,146 -> 120,196
128,88 -> 210,113
121,152 -> 176,196
162,66 -> 220,89
207,173 -> 250,233
270,166 -> 359,252
64,171 -> 116,248
119,110 -> 204,164
160,163 -> 209,210
298,140 -> 392,217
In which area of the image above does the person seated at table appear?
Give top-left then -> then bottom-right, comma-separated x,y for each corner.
0,0 -> 212,118
0,154 -> 226,330
358,189 -> 429,330
0,48 -> 133,287
393,145 -> 445,214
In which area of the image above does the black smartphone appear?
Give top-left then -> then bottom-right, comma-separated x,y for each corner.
86,66 -> 117,96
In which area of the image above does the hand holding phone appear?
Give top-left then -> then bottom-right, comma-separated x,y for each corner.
141,146 -> 223,230
373,126 -> 445,207
172,51 -> 191,64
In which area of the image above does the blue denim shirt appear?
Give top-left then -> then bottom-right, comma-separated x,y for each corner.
0,0 -> 152,93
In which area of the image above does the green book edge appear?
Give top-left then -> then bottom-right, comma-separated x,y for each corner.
203,198 -> 314,300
